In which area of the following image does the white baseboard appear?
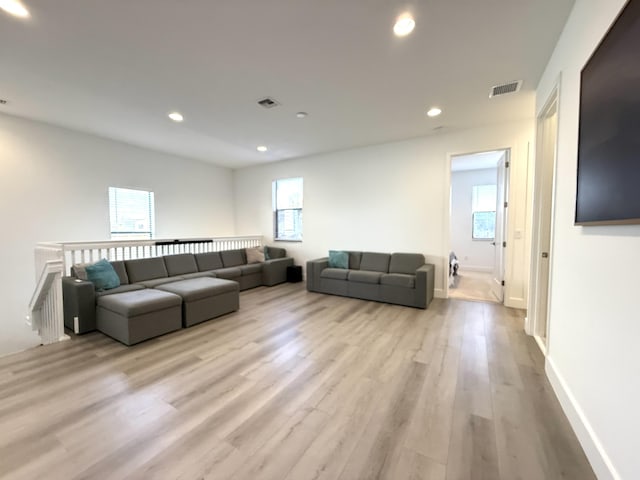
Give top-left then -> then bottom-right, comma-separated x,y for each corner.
434,288 -> 446,299
460,265 -> 492,273
546,356 -> 620,480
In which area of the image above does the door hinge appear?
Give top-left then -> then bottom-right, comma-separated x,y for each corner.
504,201 -> 508,208
505,161 -> 510,168
503,241 -> 507,248
501,280 -> 505,286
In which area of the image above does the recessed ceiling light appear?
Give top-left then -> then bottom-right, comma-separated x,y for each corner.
393,13 -> 415,37
427,107 -> 442,117
0,0 -> 30,18
256,145 -> 268,152
168,112 -> 184,122
296,112 -> 308,119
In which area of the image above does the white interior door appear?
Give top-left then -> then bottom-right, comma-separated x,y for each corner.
490,153 -> 508,302
535,103 -> 558,343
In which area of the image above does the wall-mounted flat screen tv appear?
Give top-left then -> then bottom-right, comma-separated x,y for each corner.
575,0 -> 640,225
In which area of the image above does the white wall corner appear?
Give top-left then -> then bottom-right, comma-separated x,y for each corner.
434,288 -> 446,299
546,356 -> 620,480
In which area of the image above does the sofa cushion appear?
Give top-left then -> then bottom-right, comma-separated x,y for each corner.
125,257 -> 168,283
86,259 -> 121,291
214,267 -> 242,280
328,250 -> 348,269
389,253 -> 425,275
265,246 -> 286,259
138,276 -> 185,288
348,270 -> 382,284
360,252 -> 391,273
156,277 -> 238,302
321,268 -> 349,280
97,289 -> 182,317
195,252 -> 223,271
163,254 -> 198,276
348,251 -> 362,270
240,263 -> 262,276
110,261 -> 130,285
181,271 -> 217,280
221,249 -> 246,268
95,284 -> 145,297
380,273 -> 415,288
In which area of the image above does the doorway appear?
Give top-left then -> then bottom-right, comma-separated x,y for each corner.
527,87 -> 559,352
448,149 -> 509,303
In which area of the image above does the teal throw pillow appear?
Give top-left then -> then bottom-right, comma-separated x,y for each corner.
264,246 -> 270,260
328,250 -> 349,269
85,259 -> 121,291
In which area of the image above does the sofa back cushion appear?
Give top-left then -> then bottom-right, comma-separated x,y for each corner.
348,251 -> 362,270
265,246 -> 286,259
389,253 -> 425,275
195,252 -> 223,271
110,261 -> 130,285
125,257 -> 168,283
221,249 -> 246,268
360,252 -> 391,273
164,254 -> 198,276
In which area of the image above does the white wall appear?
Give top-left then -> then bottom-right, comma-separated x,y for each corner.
450,167 -> 498,272
0,113 -> 235,357
234,120 -> 534,307
536,0 -> 639,478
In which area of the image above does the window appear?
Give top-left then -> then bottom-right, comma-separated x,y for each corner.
273,177 -> 303,241
108,187 -> 155,240
472,184 -> 497,240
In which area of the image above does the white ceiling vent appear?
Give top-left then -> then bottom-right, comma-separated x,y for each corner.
489,80 -> 522,98
257,97 -> 280,108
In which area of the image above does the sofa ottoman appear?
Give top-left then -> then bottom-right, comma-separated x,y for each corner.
96,289 -> 182,345
155,277 -> 239,327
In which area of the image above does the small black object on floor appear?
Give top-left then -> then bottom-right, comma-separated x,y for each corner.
286,265 -> 303,283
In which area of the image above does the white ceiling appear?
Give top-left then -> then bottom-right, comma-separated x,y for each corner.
451,150 -> 504,172
0,0 -> 575,169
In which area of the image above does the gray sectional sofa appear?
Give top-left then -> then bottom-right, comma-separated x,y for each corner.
62,246 -> 292,344
306,251 -> 434,308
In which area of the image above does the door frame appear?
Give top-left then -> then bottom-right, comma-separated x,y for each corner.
444,147 -> 511,301
526,79 -> 561,353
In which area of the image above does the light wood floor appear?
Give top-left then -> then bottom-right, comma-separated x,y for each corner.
0,284 -> 594,480
448,270 -> 498,303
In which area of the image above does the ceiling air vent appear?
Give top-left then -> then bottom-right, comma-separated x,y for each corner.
489,80 -> 523,98
257,97 -> 280,108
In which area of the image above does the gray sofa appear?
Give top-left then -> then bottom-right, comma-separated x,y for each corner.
62,246 -> 293,343
306,251 -> 434,309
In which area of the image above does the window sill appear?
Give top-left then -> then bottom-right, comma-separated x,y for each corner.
274,238 -> 303,243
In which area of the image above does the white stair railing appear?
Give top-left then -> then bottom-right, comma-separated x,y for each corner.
37,235 -> 263,276
31,236 -> 263,345
28,259 -> 69,345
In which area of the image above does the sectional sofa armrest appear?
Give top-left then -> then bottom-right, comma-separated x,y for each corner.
415,263 -> 435,308
262,257 -> 294,286
306,257 -> 329,292
62,277 -> 96,334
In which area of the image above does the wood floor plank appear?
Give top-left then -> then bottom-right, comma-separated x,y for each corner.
0,286 -> 595,480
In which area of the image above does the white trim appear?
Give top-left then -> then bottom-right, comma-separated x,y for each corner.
527,77 -> 561,344
434,288 -> 446,299
546,357 -> 620,480
533,334 -> 547,356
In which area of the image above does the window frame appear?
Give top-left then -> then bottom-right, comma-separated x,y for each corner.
471,184 -> 497,241
108,186 -> 155,240
273,177 -> 303,242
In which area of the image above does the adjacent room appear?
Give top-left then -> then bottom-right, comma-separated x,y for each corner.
1,0 -> 638,479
